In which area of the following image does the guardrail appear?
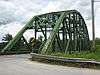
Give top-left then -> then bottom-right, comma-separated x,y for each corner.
31,53 -> 100,66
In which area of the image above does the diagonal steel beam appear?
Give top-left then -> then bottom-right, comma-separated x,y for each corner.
1,17 -> 36,53
40,12 -> 66,54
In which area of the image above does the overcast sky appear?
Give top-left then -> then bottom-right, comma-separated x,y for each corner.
0,0 -> 100,41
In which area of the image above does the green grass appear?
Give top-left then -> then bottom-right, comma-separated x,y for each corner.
51,45 -> 100,61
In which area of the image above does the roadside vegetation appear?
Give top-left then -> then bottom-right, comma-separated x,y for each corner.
51,38 -> 100,61
0,34 -> 42,54
0,33 -> 30,53
0,33 -> 100,61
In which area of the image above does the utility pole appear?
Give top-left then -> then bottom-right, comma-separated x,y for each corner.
91,0 -> 100,50
91,0 -> 95,50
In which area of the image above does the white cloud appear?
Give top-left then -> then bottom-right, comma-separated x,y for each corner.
0,1 -> 17,24
40,0 -> 93,39
0,22 -> 24,37
0,0 -> 100,41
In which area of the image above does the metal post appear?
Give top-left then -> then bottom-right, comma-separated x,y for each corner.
91,0 -> 95,50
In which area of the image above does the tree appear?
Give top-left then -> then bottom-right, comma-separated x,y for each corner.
95,38 -> 100,45
0,34 -> 13,50
38,35 -> 43,42
29,37 -> 42,53
2,33 -> 13,41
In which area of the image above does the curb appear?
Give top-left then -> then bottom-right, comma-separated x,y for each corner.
30,53 -> 100,65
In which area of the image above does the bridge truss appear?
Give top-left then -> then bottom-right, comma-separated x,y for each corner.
1,10 -> 91,54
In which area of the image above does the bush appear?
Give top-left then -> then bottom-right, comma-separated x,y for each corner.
95,38 -> 100,45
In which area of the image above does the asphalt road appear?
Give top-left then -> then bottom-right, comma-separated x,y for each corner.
0,54 -> 100,75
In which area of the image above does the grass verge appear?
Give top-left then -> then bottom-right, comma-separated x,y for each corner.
51,45 -> 100,61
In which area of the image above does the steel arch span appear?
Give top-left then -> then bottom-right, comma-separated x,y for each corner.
1,10 -> 91,54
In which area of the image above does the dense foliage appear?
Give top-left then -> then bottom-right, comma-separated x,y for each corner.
95,38 -> 100,45
0,34 -> 100,55
2,33 -> 13,41
0,34 -> 43,53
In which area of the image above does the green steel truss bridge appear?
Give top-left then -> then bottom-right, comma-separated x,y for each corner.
1,10 -> 91,54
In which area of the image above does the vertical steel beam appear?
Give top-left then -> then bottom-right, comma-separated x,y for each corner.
35,21 -> 37,40
45,25 -> 47,41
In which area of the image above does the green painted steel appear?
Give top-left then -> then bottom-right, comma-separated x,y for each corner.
1,10 -> 91,54
40,12 -> 65,54
1,17 -> 36,53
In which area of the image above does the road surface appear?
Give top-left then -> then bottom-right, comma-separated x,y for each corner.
0,54 -> 100,75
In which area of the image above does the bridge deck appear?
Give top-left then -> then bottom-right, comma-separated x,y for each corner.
0,54 -> 99,75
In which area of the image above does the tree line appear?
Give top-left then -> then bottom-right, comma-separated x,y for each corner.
0,33 -> 43,52
0,33 -> 100,51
